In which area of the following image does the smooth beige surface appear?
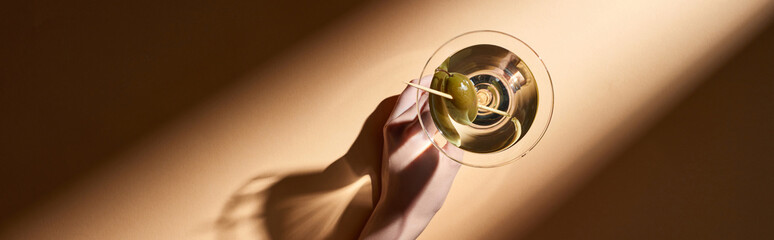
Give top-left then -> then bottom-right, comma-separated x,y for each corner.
3,0 -> 773,239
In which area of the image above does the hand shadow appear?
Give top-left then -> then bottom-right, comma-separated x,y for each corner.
216,96 -> 399,240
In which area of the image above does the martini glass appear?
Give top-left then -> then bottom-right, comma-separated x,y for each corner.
416,30 -> 554,168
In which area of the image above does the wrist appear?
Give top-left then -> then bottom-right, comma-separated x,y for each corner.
359,197 -> 438,240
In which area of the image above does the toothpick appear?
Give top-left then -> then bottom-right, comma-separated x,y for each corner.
403,81 -> 512,117
404,81 -> 453,99
476,105 -> 510,117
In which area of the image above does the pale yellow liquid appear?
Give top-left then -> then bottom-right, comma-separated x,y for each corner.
429,44 -> 538,153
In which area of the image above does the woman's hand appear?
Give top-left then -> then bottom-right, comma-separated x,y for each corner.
360,76 -> 462,240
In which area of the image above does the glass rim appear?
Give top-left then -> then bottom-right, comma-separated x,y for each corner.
415,30 -> 554,168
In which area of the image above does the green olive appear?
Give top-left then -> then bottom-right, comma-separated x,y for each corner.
429,70 -> 460,146
444,73 -> 478,125
437,58 -> 450,72
429,70 -> 479,146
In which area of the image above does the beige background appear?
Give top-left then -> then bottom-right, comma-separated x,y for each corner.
2,0 -> 773,239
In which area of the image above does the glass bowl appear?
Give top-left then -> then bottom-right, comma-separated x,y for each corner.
416,30 -> 554,168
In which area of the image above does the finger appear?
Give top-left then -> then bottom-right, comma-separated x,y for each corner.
388,75 -> 434,121
387,121 -> 436,171
390,87 -> 429,124
388,96 -> 438,158
418,73 -> 434,86
388,79 -> 418,121
404,96 -> 435,139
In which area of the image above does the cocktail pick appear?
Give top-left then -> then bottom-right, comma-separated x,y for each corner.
403,81 -> 511,117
